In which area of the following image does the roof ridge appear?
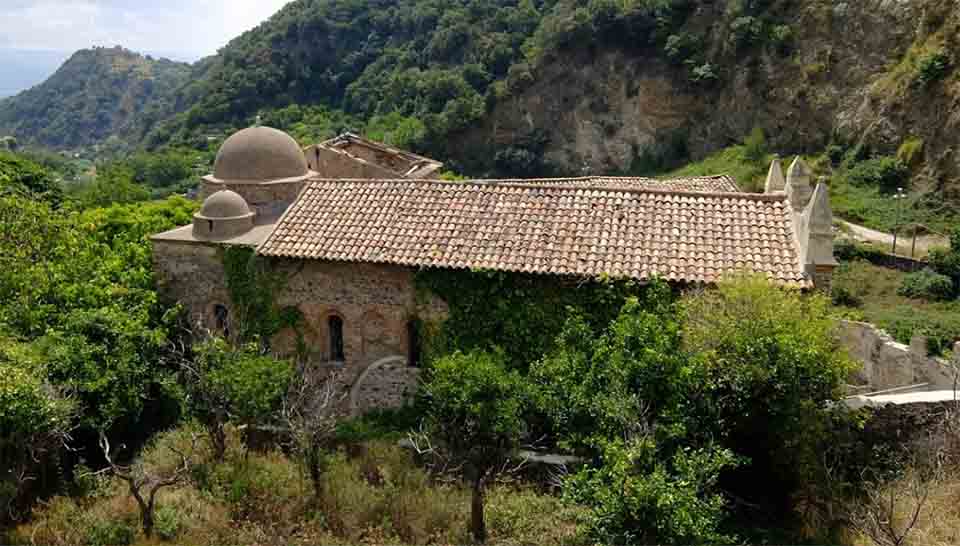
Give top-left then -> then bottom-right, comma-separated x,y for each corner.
305,177 -> 784,201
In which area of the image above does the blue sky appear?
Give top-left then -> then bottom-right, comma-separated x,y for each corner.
0,0 -> 293,60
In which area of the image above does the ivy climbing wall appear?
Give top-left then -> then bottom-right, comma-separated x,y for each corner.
153,238 -> 445,413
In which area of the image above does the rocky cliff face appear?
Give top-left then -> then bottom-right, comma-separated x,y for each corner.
458,0 -> 958,192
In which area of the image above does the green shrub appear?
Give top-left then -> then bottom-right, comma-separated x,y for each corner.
729,16 -> 762,48
846,156 -> 909,193
333,407 -> 420,444
681,276 -> 855,509
690,62 -> 719,83
826,144 -> 846,166
154,505 -> 182,541
769,24 -> 793,54
83,516 -> 136,546
664,33 -> 701,64
896,137 -> 925,168
567,440 -> 739,545
419,349 -> 527,542
898,268 -> 955,301
913,49 -> 951,88
928,228 -> 960,290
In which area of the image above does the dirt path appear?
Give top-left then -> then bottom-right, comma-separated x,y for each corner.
837,220 -> 949,258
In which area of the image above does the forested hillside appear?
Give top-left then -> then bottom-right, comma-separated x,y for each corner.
0,47 -> 191,148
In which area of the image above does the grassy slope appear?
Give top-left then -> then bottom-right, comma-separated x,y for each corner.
833,260 -> 960,353
662,146 -> 771,193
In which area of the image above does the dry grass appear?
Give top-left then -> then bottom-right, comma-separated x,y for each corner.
7,426 -> 585,546
850,470 -> 960,546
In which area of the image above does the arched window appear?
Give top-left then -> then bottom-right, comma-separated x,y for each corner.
407,319 -> 422,368
328,316 -> 345,362
214,304 -> 230,338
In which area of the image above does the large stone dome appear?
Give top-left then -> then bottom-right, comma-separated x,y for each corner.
212,126 -> 309,182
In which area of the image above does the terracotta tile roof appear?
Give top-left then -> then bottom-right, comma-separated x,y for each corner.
511,175 -> 740,193
259,179 -> 807,286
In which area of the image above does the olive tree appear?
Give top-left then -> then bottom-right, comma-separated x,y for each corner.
97,429 -> 199,539
412,350 -> 526,543
281,367 -> 344,501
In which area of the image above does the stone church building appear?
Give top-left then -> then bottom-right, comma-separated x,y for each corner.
152,126 -> 838,414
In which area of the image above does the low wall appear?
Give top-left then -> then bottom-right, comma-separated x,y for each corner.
839,320 -> 959,392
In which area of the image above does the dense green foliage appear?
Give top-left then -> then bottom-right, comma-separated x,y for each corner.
415,270 -> 644,370
898,268 -> 955,301
421,351 -> 526,463
531,287 -> 687,451
189,338 -> 295,427
928,228 -> 960,292
0,351 -> 75,522
568,441 -> 738,545
0,192 -> 196,432
149,0 -> 548,150
0,150 -> 63,203
913,48 -> 952,88
844,155 -> 910,194
422,271 -> 853,541
679,277 -> 853,511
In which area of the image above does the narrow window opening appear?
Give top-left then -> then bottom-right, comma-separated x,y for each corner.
214,304 -> 230,338
328,316 -> 345,362
208,219 -> 214,232
407,319 -> 421,368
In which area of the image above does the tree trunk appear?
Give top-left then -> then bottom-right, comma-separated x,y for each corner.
210,421 -> 226,462
471,476 -> 486,543
309,449 -> 323,501
142,509 -> 155,538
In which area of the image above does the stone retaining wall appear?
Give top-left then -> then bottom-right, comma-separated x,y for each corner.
839,320 -> 958,392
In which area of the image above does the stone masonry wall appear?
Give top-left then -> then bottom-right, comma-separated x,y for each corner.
153,240 -> 231,332
200,180 -> 306,217
304,145 -> 400,179
839,320 -> 958,393
153,240 -> 446,415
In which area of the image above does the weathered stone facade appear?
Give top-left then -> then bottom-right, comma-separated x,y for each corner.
153,240 -> 445,414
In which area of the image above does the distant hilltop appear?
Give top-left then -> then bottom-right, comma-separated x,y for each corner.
0,47 -> 192,149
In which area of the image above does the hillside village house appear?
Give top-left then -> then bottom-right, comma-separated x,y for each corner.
152,127 -> 838,414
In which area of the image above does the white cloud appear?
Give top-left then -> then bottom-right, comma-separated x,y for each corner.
0,0 -> 293,59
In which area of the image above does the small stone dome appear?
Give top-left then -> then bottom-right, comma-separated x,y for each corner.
198,189 -> 253,219
193,190 -> 256,240
212,126 -> 309,182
